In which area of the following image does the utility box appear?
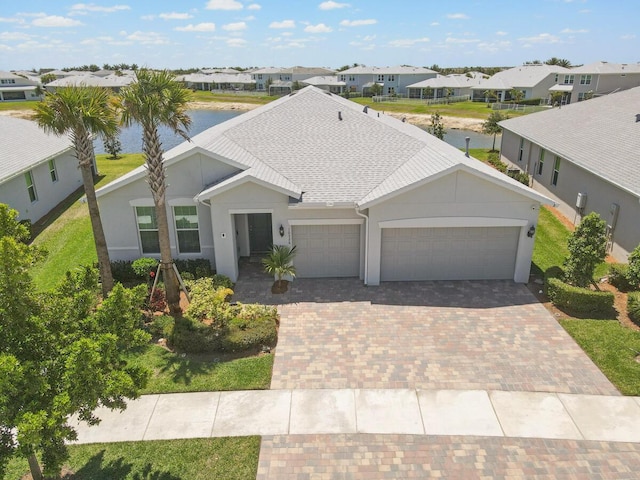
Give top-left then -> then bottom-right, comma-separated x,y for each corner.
576,192 -> 587,209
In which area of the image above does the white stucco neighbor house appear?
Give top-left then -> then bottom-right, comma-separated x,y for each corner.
499,87 -> 640,261
96,86 -> 550,284
0,116 -> 82,223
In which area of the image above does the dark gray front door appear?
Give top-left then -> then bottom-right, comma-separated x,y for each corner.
248,213 -> 272,254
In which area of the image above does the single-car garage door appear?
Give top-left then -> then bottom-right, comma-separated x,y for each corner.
293,224 -> 360,278
381,226 -> 519,281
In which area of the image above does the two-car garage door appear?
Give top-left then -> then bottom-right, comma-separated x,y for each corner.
380,226 -> 519,281
292,224 -> 361,278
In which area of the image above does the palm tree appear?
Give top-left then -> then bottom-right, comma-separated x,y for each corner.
33,86 -> 117,297
263,245 -> 297,292
119,69 -> 192,316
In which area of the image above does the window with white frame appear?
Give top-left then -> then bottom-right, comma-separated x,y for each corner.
563,74 -> 575,85
537,149 -> 545,175
174,206 -> 200,253
48,159 -> 58,182
25,170 -> 37,202
135,206 -> 160,254
1,79 -> 16,84
339,74 -> 345,81
579,74 -> 592,85
518,138 -> 524,162
551,156 -> 561,186
388,75 -> 395,81
578,92 -> 585,101
349,75 -> 355,81
377,74 -> 384,82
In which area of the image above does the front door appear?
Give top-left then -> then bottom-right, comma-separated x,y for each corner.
248,213 -> 273,254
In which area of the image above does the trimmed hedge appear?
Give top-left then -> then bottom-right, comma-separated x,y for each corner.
110,258 -> 213,283
608,263 -> 633,292
629,292 -> 640,324
543,266 -> 564,294
546,277 -> 614,316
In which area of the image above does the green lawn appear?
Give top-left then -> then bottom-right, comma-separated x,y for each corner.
30,154 -> 145,291
532,207 -> 572,275
3,437 -> 260,480
190,90 -> 276,105
0,100 -> 39,112
129,345 -> 273,394
560,319 -> 640,395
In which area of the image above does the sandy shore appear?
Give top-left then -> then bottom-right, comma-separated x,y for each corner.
2,100 -> 485,132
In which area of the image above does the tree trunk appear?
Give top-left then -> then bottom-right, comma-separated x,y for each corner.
144,127 -> 181,316
28,453 -> 43,480
492,134 -> 497,151
76,132 -> 114,297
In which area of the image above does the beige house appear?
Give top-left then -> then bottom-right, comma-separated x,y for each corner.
499,87 -> 640,260
0,117 -> 82,223
96,87 -> 550,284
472,64 -> 570,102
407,72 -> 488,99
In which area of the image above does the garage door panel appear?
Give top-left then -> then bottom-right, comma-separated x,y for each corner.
381,226 -> 519,281
293,224 -> 360,278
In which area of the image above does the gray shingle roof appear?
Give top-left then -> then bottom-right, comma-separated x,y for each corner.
98,86 -> 549,206
0,116 -> 72,183
472,64 -> 569,90
499,86 -> 640,198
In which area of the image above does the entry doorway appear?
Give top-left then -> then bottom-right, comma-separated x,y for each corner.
248,213 -> 273,254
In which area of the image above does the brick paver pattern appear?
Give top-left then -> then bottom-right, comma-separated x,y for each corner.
257,434 -> 640,479
234,271 -> 617,395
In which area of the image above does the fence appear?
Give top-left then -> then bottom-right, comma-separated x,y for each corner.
492,103 -> 550,114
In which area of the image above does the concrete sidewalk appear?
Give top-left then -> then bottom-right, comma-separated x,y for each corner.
72,389 -> 640,445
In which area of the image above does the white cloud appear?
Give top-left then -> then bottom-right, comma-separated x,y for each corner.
621,34 -> 636,40
0,31 -> 32,41
445,37 -> 479,44
561,28 -> 588,34
389,37 -> 430,47
206,0 -> 243,10
126,31 -> 170,45
32,15 -> 82,27
447,13 -> 469,19
175,23 -> 216,32
430,22 -> 439,26
141,14 -> 156,20
159,12 -> 193,20
223,22 -> 247,31
362,34 -> 376,41
305,23 -> 332,33
579,9 -> 591,13
227,38 -> 247,47
281,31 -> 293,36
339,19 -> 377,27
477,40 -> 511,53
243,15 -> 256,21
247,3 -> 261,9
319,1 -> 349,9
269,20 -> 295,29
69,3 -> 130,14
518,32 -> 560,44
0,17 -> 22,23
496,31 -> 507,36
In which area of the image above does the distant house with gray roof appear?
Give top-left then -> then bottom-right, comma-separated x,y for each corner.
0,71 -> 42,102
45,74 -> 134,93
472,64 -> 569,102
407,72 -> 488,99
338,65 -> 437,96
96,86 -> 549,284
252,66 -> 335,92
499,86 -> 640,260
0,116 -> 82,223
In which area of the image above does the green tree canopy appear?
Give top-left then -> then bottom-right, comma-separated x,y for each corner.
428,112 -> 446,140
563,212 -> 608,287
482,111 -> 508,151
0,204 -> 150,480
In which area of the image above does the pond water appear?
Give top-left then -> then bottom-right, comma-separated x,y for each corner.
96,109 -> 499,154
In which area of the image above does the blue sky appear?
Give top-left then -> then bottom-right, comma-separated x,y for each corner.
1,0 -> 638,71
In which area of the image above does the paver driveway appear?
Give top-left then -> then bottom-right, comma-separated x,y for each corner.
233,272 -> 617,395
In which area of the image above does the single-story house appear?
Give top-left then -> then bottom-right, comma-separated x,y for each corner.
0,116 -> 82,223
301,76 -> 346,94
472,64 -> 569,102
406,72 -> 487,99
499,86 -> 640,260
0,71 -> 42,102
96,86 -> 550,284
45,74 -> 134,93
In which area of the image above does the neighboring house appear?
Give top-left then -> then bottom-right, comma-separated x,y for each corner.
0,71 -> 42,102
302,75 -> 346,94
338,65 -> 437,96
44,74 -> 134,93
178,73 -> 255,91
499,87 -> 640,260
407,72 -> 487,99
550,61 -> 640,105
472,64 -> 569,102
0,117 -> 82,223
96,86 -> 549,285
252,67 -> 334,92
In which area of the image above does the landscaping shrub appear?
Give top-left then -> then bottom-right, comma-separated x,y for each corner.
517,98 -> 543,106
110,260 -> 137,283
628,292 -> 640,324
547,277 -> 614,316
563,212 -> 607,287
627,244 -> 640,289
543,266 -> 564,294
608,263 -> 633,292
110,258 -> 213,283
184,278 -> 234,328
132,257 -> 159,278
487,152 -> 507,173
171,315 -> 224,352
148,287 -> 167,312
211,274 -> 233,289
147,315 -> 174,338
507,170 -> 530,186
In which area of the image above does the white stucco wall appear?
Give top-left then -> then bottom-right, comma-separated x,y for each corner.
0,151 -> 82,223
366,170 -> 541,285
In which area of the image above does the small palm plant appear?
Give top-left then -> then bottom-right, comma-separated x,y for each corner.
262,245 -> 297,292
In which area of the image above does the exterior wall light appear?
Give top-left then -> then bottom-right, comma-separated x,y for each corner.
279,225 -> 285,237
527,225 -> 536,238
